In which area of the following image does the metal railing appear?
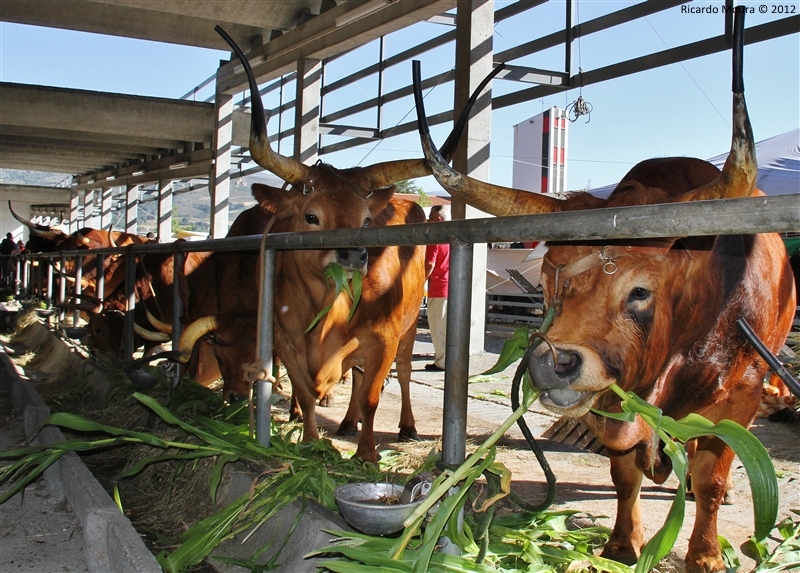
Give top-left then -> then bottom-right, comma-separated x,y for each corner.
13,193 -> 800,463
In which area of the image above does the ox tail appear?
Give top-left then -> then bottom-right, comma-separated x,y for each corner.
680,10 -> 756,203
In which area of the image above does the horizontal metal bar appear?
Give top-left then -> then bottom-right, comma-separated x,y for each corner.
33,194 -> 796,262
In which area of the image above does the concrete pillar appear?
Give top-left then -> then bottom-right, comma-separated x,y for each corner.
125,185 -> 139,234
157,180 -> 173,243
294,58 -> 322,164
452,0 -> 493,356
84,189 -> 98,229
210,90 -> 232,238
101,187 -> 114,230
70,190 -> 82,232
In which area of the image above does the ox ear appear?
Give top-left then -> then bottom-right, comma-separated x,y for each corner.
366,186 -> 396,215
252,183 -> 292,217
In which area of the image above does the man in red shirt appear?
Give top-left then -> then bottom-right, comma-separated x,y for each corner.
424,205 -> 450,372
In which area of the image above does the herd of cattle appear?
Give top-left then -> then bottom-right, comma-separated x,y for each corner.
7,13 -> 796,572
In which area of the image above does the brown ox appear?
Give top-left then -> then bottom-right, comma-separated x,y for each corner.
172,26 -> 499,462
414,13 -> 795,573
9,202 -> 147,306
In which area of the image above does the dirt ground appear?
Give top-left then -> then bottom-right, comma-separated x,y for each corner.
283,324 -> 800,572
4,315 -> 798,572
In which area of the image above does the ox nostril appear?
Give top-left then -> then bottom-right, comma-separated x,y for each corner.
528,347 -> 583,390
359,249 -> 368,265
554,350 -> 581,377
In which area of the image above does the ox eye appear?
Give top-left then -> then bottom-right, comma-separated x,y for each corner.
628,287 -> 651,302
305,213 -> 319,226
363,217 -> 371,228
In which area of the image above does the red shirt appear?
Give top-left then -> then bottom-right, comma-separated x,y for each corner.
425,243 -> 450,298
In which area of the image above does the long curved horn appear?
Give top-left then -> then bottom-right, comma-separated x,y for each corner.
215,26 -> 311,186
680,11 -> 756,203
134,323 -> 171,342
174,315 -> 219,363
144,304 -> 172,335
413,61 -> 562,216
9,202 -> 64,240
108,230 -> 117,249
364,63 -> 508,189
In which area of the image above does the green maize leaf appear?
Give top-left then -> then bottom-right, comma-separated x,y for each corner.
158,494 -> 247,573
209,453 -> 240,503
113,483 -> 124,513
134,393 -> 244,453
318,562 -> 390,573
428,551 -> 502,572
719,535 -> 742,570
117,450 -> 217,479
322,546 -> 412,571
474,462 -> 512,513
347,269 -> 362,322
477,326 -> 529,376
306,302 -> 333,334
0,450 -> 63,504
44,412 -> 170,447
635,435 -> 687,572
608,384 -> 778,541
412,449 -> 496,573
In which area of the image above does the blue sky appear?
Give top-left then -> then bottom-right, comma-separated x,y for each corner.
1,1 -> 798,194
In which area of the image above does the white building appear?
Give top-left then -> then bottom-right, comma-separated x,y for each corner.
512,107 -> 569,196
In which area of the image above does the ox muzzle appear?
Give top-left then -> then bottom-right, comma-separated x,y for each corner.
335,248 -> 368,274
528,342 -> 591,412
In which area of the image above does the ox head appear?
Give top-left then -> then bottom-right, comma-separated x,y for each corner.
413,12 -> 757,418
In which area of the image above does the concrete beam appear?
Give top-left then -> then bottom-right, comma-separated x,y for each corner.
217,0 -> 456,95
0,185 -> 71,205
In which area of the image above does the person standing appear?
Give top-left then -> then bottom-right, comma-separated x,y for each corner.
424,205 -> 450,372
0,233 -> 16,287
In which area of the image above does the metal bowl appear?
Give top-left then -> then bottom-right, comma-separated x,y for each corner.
334,482 -> 426,536
63,326 -> 88,339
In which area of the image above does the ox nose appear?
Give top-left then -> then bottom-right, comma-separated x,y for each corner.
528,347 -> 583,390
336,248 -> 368,272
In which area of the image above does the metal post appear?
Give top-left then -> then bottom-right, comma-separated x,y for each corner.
123,247 -> 136,364
96,254 -> 105,302
255,248 -> 276,447
14,258 -> 20,296
441,239 -> 474,466
45,258 -> 53,307
58,254 -> 66,323
72,257 -> 82,326
171,251 -> 185,387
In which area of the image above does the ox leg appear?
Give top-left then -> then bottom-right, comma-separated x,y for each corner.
337,369 -> 360,436
684,436 -> 733,573
395,327 -> 419,441
353,354 -> 395,464
601,451 -> 645,565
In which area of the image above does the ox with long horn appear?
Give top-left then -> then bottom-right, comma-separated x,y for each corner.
415,11 -> 793,573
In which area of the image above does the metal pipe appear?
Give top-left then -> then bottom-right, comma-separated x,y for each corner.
58,254 -> 66,322
14,258 -> 20,296
441,239 -> 474,466
45,259 -> 53,307
73,257 -> 82,326
46,195 -> 800,259
171,251 -> 185,387
737,318 -> 800,399
123,247 -> 136,365
96,254 -> 105,302
255,247 -> 276,447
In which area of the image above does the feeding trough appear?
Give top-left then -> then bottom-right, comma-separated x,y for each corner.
334,481 -> 430,536
63,326 -> 88,339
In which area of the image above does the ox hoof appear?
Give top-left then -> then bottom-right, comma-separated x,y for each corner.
600,543 -> 639,566
685,554 -> 725,573
398,427 -> 420,442
723,489 -> 736,505
318,394 -> 335,408
336,422 -> 359,436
